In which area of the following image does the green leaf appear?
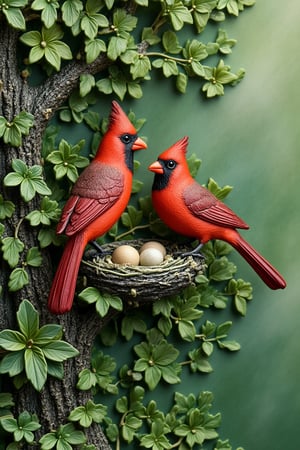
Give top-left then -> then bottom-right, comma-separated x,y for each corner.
234,295 -> 247,316
29,45 -> 45,64
192,0 -> 217,33
142,27 -> 161,45
112,8 -> 137,33
85,38 -> 106,64
26,247 -> 43,267
3,6 -> 26,30
107,36 -> 128,61
77,368 -> 98,390
8,268 -> 29,291
1,237 -> 24,268
163,59 -> 179,77
42,340 -> 79,362
218,340 -> 241,351
145,365 -> 161,390
20,178 -> 35,201
1,417 -> 18,433
130,56 -> 151,80
35,324 -> 62,345
96,78 -> 113,95
187,153 -> 201,178
209,256 -> 236,281
121,205 -> 143,229
167,1 -> 193,31
226,278 -> 253,315
0,392 -> 14,408
25,347 -> 47,391
61,423 -> 86,444
62,0 -> 83,26
121,314 -> 147,341
78,286 -> 101,304
161,364 -> 181,385
207,178 -> 233,200
202,341 -> 214,356
3,123 -> 22,146
189,348 -> 213,373
112,78 -> 127,101
216,320 -> 232,338
79,74 -> 95,97
178,320 -> 196,342
0,351 -> 25,377
176,72 -> 188,93
26,197 -> 60,226
128,81 -> 143,99
216,28 -> 237,54
69,400 -> 106,428
0,330 -> 25,351
162,31 -> 182,54
31,0 -> 59,28
17,300 -> 39,339
47,360 -> 64,379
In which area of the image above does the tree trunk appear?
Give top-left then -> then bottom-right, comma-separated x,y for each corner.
0,23 -> 112,449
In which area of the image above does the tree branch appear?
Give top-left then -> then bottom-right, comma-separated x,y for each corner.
32,54 -> 111,124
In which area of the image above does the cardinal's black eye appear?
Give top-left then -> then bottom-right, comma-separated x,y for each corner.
120,134 -> 133,144
166,160 -> 176,170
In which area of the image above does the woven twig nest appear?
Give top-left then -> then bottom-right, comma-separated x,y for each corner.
80,239 -> 205,303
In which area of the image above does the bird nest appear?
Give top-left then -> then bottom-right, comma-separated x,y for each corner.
80,239 -> 205,303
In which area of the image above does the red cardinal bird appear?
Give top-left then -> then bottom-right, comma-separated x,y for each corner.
48,101 -> 147,314
149,136 -> 286,290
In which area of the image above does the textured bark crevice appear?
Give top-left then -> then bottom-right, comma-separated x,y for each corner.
0,20 -> 113,449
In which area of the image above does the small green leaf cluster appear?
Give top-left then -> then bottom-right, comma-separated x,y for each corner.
0,0 -> 28,31
0,158 -> 57,291
197,240 -> 253,316
134,329 -> 181,390
47,139 -> 89,183
1,411 -> 41,448
68,399 -> 107,428
0,300 -> 79,391
77,350 -> 118,394
4,159 -> 51,202
0,111 -> 34,147
79,287 -> 123,318
0,231 -> 43,292
39,423 -> 86,450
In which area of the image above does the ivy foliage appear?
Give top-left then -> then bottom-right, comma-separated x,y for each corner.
0,112 -> 34,147
0,1 -> 255,142
0,300 -> 79,391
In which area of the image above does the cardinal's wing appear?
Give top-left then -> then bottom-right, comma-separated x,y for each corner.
57,163 -> 124,236
183,182 -> 249,230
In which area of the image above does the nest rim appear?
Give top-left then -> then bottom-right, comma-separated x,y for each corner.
80,239 -> 205,302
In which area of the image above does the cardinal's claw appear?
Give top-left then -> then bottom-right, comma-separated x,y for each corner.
90,240 -> 110,255
175,243 -> 205,258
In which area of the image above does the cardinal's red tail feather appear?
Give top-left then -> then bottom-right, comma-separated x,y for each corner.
48,234 -> 86,314
232,235 -> 286,290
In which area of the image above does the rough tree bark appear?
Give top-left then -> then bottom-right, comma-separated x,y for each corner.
0,21 -> 113,449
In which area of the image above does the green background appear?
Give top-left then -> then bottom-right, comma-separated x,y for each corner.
58,1 -> 299,448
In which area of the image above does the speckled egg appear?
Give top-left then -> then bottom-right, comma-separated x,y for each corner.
112,245 -> 140,265
139,247 -> 164,266
139,241 -> 167,257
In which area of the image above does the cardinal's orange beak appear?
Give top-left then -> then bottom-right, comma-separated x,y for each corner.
132,137 -> 147,150
148,161 -> 164,174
